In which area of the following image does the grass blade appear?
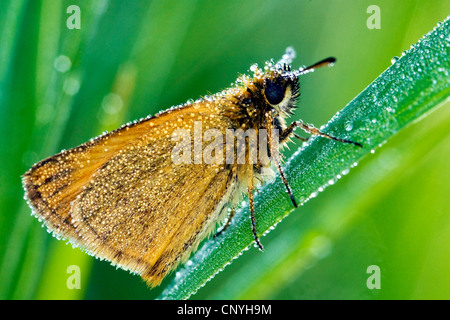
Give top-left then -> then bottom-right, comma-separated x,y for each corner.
159,17 -> 450,300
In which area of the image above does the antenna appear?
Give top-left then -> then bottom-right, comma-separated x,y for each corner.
294,57 -> 336,76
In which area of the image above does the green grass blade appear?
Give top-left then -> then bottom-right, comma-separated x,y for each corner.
208,100 -> 450,299
159,17 -> 450,300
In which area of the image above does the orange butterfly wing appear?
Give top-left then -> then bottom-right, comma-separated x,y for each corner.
23,101 -> 239,285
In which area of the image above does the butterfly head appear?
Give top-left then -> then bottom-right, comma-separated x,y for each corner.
243,47 -> 336,117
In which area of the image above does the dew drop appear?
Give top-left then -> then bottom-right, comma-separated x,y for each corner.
102,93 -> 123,115
390,56 -> 399,64
63,77 -> 80,96
345,121 -> 354,131
54,55 -> 72,73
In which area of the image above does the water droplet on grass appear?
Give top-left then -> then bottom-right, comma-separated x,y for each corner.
54,55 -> 71,73
391,56 -> 400,64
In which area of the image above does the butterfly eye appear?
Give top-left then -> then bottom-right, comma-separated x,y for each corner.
264,81 -> 285,105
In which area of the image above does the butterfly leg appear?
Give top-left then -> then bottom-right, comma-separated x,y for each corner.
281,120 -> 363,147
248,165 -> 264,251
293,133 -> 308,142
214,208 -> 235,238
266,114 -> 298,209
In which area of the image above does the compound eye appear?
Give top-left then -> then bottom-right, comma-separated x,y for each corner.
264,81 -> 285,105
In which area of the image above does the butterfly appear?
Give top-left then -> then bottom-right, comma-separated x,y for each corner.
23,47 -> 361,286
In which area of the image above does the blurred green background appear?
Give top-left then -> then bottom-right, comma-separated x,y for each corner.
0,0 -> 449,300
